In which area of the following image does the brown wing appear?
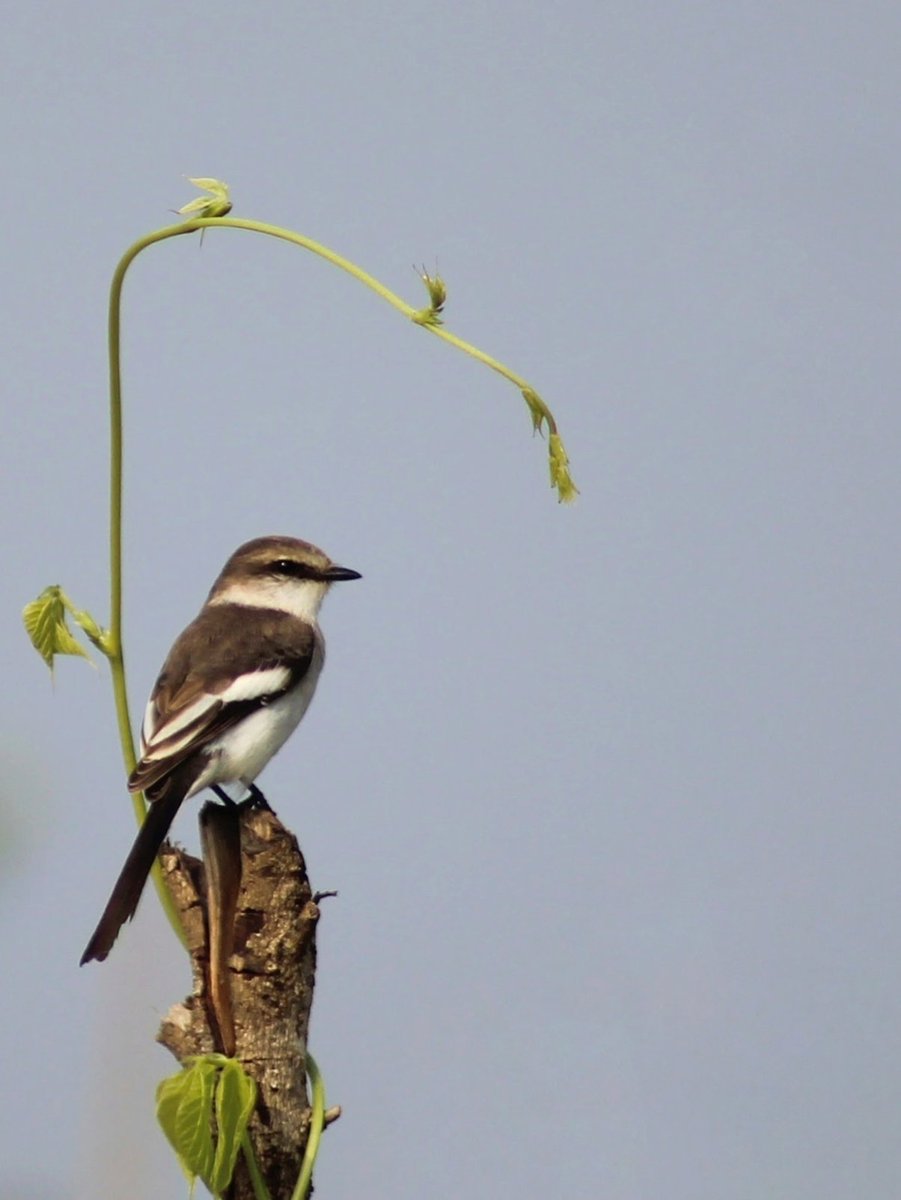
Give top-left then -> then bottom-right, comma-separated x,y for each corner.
128,604 -> 317,795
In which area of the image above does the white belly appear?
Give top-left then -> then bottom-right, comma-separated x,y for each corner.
191,642 -> 324,793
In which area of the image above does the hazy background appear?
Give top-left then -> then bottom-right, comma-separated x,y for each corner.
2,3 -> 900,1198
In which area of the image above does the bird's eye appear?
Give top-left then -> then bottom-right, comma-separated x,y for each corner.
268,558 -> 313,579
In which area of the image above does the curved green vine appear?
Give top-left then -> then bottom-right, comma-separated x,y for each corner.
291,1052 -> 326,1200
25,174 -> 577,1196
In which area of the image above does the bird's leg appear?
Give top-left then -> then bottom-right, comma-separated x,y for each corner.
211,785 -> 238,807
246,782 -> 272,811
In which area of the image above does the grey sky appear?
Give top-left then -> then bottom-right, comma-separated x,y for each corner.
2,3 -> 900,1198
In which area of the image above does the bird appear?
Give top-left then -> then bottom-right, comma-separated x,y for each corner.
80,534 -> 361,965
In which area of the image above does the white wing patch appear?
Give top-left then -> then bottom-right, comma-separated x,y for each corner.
142,692 -> 212,752
140,666 -> 292,762
217,665 -> 291,704
141,694 -> 158,751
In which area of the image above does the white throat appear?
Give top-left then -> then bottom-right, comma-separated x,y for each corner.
209,578 -> 329,624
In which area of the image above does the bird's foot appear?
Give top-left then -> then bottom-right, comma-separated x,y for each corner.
246,782 -> 272,811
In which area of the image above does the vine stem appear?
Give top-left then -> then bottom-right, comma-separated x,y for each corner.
208,217 -> 561,429
104,201 -> 569,1195
107,208 -> 558,797
290,1053 -> 326,1200
241,1132 -> 273,1200
108,209 -> 567,944
106,225 -> 199,945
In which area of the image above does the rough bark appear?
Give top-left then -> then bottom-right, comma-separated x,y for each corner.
157,804 -> 320,1200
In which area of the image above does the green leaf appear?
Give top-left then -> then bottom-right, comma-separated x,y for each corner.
549,432 -> 579,503
156,1073 -> 198,1190
158,1057 -> 258,1199
411,267 -> 446,326
177,1060 -> 217,1184
156,1060 -> 218,1193
210,1060 -> 257,1194
70,606 -> 106,649
178,177 -> 232,219
22,586 -> 92,671
521,386 -> 551,435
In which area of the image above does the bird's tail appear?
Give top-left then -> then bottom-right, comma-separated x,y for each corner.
80,785 -> 186,965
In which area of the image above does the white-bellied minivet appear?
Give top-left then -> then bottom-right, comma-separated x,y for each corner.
80,535 -> 361,964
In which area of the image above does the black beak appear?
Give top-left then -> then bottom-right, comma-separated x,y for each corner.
325,565 -> 362,582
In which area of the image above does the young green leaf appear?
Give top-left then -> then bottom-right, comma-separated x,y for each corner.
156,1059 -> 218,1193
521,386 -> 552,435
70,605 -> 108,651
156,1073 -> 198,1189
210,1060 -> 258,1194
178,177 -> 232,219
177,1060 -> 217,1185
22,586 -> 92,670
549,432 -> 579,503
412,268 -> 446,326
